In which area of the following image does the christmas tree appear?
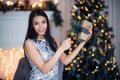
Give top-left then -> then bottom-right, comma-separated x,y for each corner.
63,0 -> 120,80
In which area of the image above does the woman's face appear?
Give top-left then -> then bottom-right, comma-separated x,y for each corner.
33,16 -> 47,39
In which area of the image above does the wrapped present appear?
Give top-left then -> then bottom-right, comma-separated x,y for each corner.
77,20 -> 92,42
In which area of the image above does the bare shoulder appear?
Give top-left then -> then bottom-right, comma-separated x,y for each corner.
24,39 -> 34,47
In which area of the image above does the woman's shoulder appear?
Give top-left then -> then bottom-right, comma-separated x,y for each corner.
24,39 -> 34,46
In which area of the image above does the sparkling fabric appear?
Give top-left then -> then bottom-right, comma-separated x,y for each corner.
26,39 -> 62,80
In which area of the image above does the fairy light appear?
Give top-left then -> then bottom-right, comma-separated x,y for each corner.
6,0 -> 11,6
78,15 -> 81,20
82,47 -> 87,52
74,44 -> 78,48
96,5 -> 99,8
70,32 -> 74,36
104,40 -> 107,43
88,14 -> 91,17
32,2 -> 37,8
73,5 -> 78,10
78,69 -> 80,71
73,60 -> 76,63
0,48 -> 24,79
0,0 -> 3,2
71,12 -> 75,16
70,63 -> 74,67
71,40 -> 74,44
80,1 -> 83,4
98,16 -> 102,20
77,64 -> 80,67
105,32 -> 108,36
81,6 -> 84,9
77,57 -> 80,60
91,53 -> 95,57
68,51 -> 72,54
100,33 -> 103,37
85,7 -> 88,11
92,0 -> 94,3
93,23 -> 96,27
38,3 -> 42,8
101,29 -> 104,33
85,16 -> 88,19
86,73 -> 89,76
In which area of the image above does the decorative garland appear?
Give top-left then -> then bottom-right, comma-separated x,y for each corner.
0,0 -> 63,27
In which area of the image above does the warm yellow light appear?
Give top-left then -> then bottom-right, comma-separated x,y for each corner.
77,64 -> 80,67
68,51 -> 72,54
81,6 -> 84,9
85,73 -> 89,76
78,15 -> 81,20
93,20 -> 96,23
106,60 -> 110,64
73,5 -> 78,10
105,63 -> 107,66
100,33 -> 103,37
32,2 -> 37,8
92,0 -> 94,3
73,60 -> 76,63
18,1 -> 22,5
0,0 -> 3,2
74,44 -> 77,48
71,40 -> 74,44
104,40 -> 107,43
70,32 -> 74,36
80,60 -> 83,63
101,29 -> 104,33
92,71 -> 95,74
0,48 -> 24,79
77,57 -> 80,60
91,53 -> 95,57
85,7 -> 88,11
38,3 -> 42,7
71,12 -> 75,16
96,5 -> 99,8
105,32 -> 108,36
69,48 -> 72,51
83,48 -> 87,51
78,69 -> 80,71
96,66 -> 99,69
80,2 -> 83,4
85,16 -> 88,19
88,14 -> 91,17
70,63 -> 74,67
6,0 -> 11,6
98,16 -> 102,20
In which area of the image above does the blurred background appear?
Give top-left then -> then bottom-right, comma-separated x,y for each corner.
0,0 -> 120,80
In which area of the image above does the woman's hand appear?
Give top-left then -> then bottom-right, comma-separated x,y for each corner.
59,38 -> 71,52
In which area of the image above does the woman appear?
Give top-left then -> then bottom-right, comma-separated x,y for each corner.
24,9 -> 92,80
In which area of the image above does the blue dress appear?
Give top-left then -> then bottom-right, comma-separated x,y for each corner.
26,39 -> 63,80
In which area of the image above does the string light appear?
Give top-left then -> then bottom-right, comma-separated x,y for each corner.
78,15 -> 81,20
71,12 -> 75,16
73,5 -> 78,10
0,48 -> 24,79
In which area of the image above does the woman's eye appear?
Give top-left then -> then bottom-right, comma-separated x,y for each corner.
33,22 -> 39,25
42,21 -> 47,24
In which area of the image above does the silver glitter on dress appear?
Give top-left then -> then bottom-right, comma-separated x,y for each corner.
26,39 -> 63,80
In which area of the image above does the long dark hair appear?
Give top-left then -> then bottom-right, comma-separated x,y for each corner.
23,9 -> 58,52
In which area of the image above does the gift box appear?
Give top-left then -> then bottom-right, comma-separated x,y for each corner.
77,20 -> 92,42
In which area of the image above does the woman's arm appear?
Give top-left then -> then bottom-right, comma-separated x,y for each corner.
60,41 -> 86,65
24,38 -> 71,74
59,30 -> 92,65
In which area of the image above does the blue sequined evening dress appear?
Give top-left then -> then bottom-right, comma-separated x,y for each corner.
26,39 -> 63,80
